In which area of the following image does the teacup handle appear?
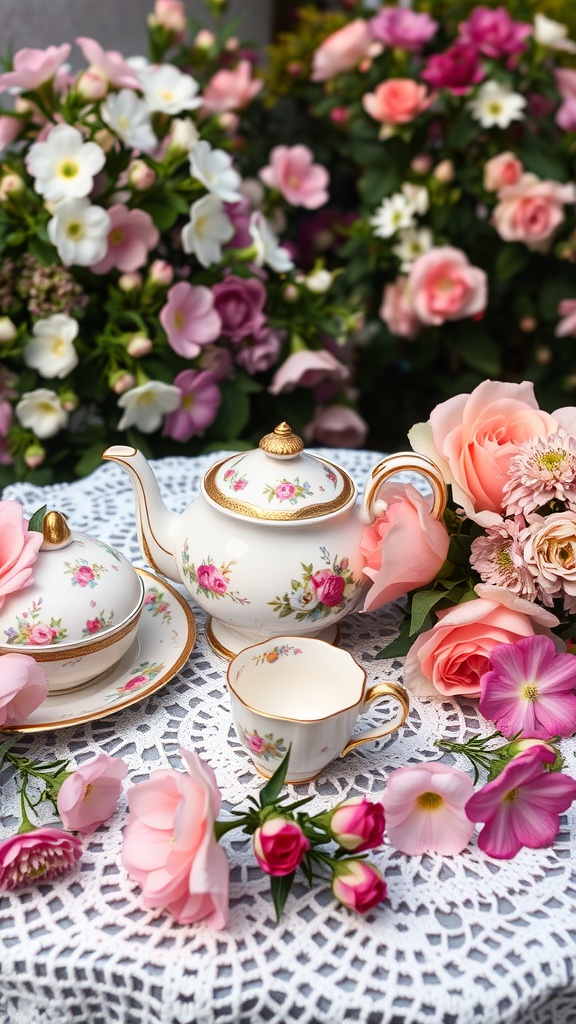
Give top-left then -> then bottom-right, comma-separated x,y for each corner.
362,451 -> 447,523
340,680 -> 410,758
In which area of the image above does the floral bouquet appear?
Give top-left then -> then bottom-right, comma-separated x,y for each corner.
255,1 -> 576,454
0,0 -> 364,485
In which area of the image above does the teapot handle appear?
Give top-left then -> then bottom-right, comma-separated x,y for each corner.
362,451 -> 447,523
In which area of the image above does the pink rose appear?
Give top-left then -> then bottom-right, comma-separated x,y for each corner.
120,674 -> 147,692
328,796 -> 385,853
311,19 -> 372,82
57,753 -> 127,833
27,623 -> 56,646
403,593 -> 556,698
360,483 -> 450,614
0,653 -> 48,728
369,8 -> 438,51
304,405 -> 368,448
310,569 -> 346,607
235,326 -> 282,375
555,68 -> 576,132
259,145 -> 329,209
407,246 -> 487,326
246,733 -> 265,754
363,79 -> 431,125
201,60 -> 263,115
492,173 -> 576,248
253,817 -> 310,876
458,6 -> 532,59
332,860 -> 387,914
122,748 -> 229,928
74,565 -> 95,586
85,618 -> 102,634
0,827 -> 82,891
197,563 -> 228,594
379,278 -> 420,339
212,275 -> 266,343
421,43 -> 484,94
0,501 -> 43,608
275,482 -> 296,500
483,152 -> 523,192
408,379 -> 558,524
268,350 -> 349,396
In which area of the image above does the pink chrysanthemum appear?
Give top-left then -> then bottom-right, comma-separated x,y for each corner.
479,634 -> 576,740
465,744 -> 576,859
0,827 -> 82,890
470,518 -> 536,599
503,430 -> 576,516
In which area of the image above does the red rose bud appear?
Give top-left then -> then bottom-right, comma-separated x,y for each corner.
328,796 -> 385,852
253,817 -> 310,877
332,860 -> 387,914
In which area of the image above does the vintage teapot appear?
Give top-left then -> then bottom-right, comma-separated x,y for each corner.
103,423 -> 446,658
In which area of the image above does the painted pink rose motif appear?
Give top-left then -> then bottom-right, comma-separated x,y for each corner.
310,569 -> 346,607
85,618 -> 102,634
28,623 -> 57,645
276,482 -> 296,500
246,734 -> 265,754
197,563 -> 229,595
75,565 -> 95,586
120,674 -> 147,692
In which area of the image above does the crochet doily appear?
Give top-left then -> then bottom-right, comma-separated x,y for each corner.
0,449 -> 574,1024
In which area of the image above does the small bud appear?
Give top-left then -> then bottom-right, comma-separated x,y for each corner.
217,112 -> 239,133
520,316 -> 537,333
118,272 -> 143,293
111,371 -> 136,394
0,173 -> 24,202
304,269 -> 332,294
434,159 -> 455,183
536,346 -> 552,365
24,443 -> 45,470
168,117 -> 199,154
0,317 -> 17,342
148,259 -> 173,287
76,69 -> 108,101
410,154 -> 432,175
283,283 -> 299,303
288,61 -> 302,76
127,334 -> 153,357
129,159 -> 155,191
330,106 -> 349,125
195,28 -> 216,49
59,390 -> 78,412
224,35 -> 238,52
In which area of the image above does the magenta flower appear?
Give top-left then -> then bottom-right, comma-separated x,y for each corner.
421,43 -> 485,94
160,281 -> 221,359
57,752 -> 128,833
370,8 -> 438,51
328,796 -> 385,853
465,744 -> 576,859
479,635 -> 576,740
310,569 -> 346,607
91,205 -> 159,275
0,827 -> 82,890
0,44 -> 71,93
212,275 -> 267,343
382,763 -> 475,855
331,860 -> 387,914
458,6 -> 532,59
164,370 -> 221,442
259,145 -> 329,209
253,817 -> 310,876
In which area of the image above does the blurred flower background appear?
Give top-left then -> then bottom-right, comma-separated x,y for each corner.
0,0 -> 575,482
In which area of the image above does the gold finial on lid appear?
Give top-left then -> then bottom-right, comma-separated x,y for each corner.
41,510 -> 72,548
259,422 -> 304,456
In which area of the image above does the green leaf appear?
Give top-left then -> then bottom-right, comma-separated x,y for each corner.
27,505 -> 47,532
376,615 -> 412,659
409,588 -> 446,636
454,330 -> 502,376
74,444 -> 109,479
259,746 -> 291,808
209,381 -> 250,441
269,871 -> 296,923
494,244 -> 530,284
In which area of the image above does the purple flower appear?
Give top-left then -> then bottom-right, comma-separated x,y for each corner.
465,744 -> 576,859
458,6 -> 532,59
223,197 -> 253,250
235,326 -> 282,375
421,43 -> 485,94
212,275 -> 267,343
164,370 -> 221,443
479,634 -> 576,740
370,7 -> 438,51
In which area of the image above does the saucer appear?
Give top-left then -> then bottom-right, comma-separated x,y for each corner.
7,569 -> 196,733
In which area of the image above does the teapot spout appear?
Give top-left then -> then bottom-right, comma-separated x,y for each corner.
102,445 -> 181,583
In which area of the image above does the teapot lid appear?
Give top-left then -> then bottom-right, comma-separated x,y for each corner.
202,423 -> 356,522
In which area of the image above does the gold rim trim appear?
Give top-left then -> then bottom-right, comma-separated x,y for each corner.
208,619 -> 341,662
6,569 -> 196,733
0,579 -> 146,661
204,455 -> 355,521
259,422 -> 304,456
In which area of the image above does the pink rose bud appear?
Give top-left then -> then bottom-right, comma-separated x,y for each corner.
217,112 -> 239,133
195,29 -> 216,49
434,159 -> 455,183
332,860 -> 387,914
149,259 -> 174,287
253,817 -> 310,876
76,68 -> 108,101
118,272 -> 143,293
111,371 -> 136,394
126,334 -> 153,357
129,159 -> 156,191
330,106 -> 349,124
0,173 -> 24,202
411,154 -> 433,175
23,444 -> 45,470
328,796 -> 385,852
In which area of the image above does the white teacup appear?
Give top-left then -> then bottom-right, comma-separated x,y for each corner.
226,636 -> 410,784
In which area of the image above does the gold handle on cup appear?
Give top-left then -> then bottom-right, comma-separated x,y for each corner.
362,451 -> 447,523
340,680 -> 410,758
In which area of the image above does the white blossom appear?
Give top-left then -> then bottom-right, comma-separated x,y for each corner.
392,227 -> 433,271
27,124 -> 106,201
15,388 -> 69,439
534,13 -> 576,53
47,197 -> 110,267
117,380 -> 180,433
370,193 -> 415,238
189,140 -> 242,203
167,117 -> 199,155
401,182 -> 429,216
100,89 -> 157,152
181,194 -> 234,268
23,314 -> 79,378
249,211 -> 294,273
140,63 -> 202,115
468,80 -> 526,129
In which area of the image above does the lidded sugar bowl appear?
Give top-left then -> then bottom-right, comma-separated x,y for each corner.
0,510 -> 144,690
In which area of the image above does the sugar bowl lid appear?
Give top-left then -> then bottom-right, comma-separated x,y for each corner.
202,422 -> 356,522
0,510 -> 143,649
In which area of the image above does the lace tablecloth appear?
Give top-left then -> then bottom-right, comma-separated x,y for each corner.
1,450 -> 575,1024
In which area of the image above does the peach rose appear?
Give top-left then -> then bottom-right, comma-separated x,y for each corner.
360,483 -> 450,613
404,589 -> 558,698
407,246 -> 487,326
492,173 -> 576,249
483,151 -> 523,192
311,19 -> 372,82
362,79 -> 431,125
408,379 -> 558,526
379,277 -> 420,339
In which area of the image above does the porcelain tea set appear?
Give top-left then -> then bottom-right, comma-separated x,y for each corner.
3,423 -> 447,780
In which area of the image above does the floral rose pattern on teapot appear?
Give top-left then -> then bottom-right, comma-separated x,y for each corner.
181,542 -> 250,605
64,557 -> 108,589
82,610 -> 115,636
263,477 -> 313,505
4,597 -> 67,646
222,463 -> 248,492
240,726 -> 287,762
269,546 -> 361,623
